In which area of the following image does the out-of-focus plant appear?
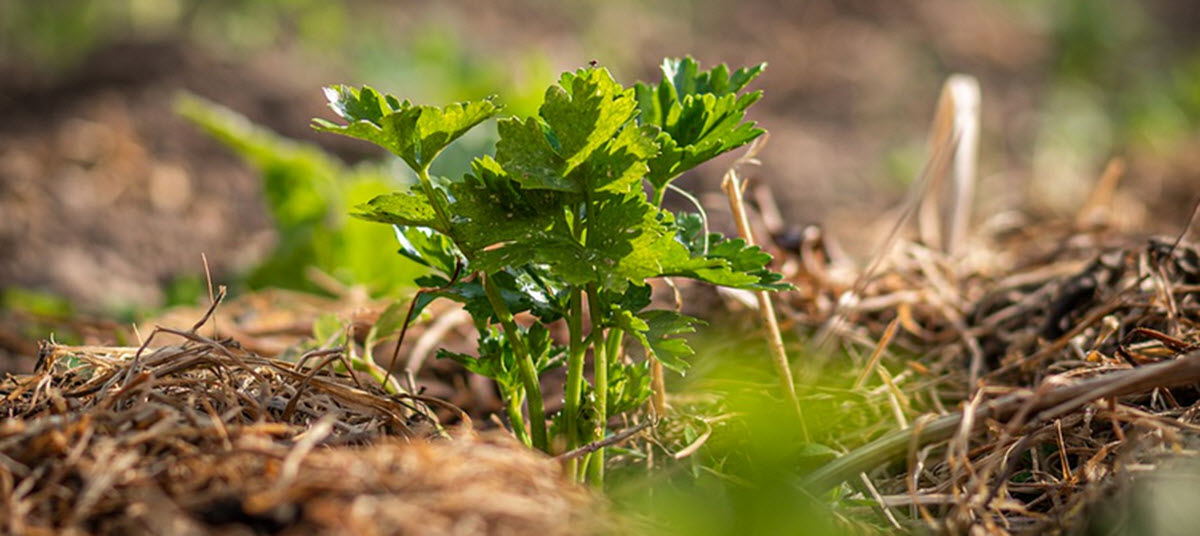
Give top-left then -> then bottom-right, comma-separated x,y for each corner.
0,0 -> 339,72
0,288 -> 136,355
1026,0 -> 1200,208
176,94 -> 426,295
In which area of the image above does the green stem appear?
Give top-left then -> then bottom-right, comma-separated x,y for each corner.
411,164 -> 545,450
585,285 -> 618,487
505,389 -> 531,447
417,167 -> 453,232
360,359 -> 404,395
482,273 -> 548,452
562,288 -> 587,479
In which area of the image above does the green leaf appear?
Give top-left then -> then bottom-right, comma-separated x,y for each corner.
607,360 -> 653,416
602,207 -> 698,290
352,188 -> 448,233
705,237 -> 788,288
373,300 -> 410,340
587,124 -> 660,195
439,328 -> 521,392
544,68 -> 638,169
495,67 -> 657,196
596,284 -> 653,318
312,313 -> 345,345
663,56 -> 763,98
313,85 -> 501,172
611,307 -> 650,334
462,192 -> 688,293
672,209 -> 704,255
438,324 -> 564,394
526,323 -> 567,374
393,225 -> 461,277
494,117 -> 569,191
638,310 -> 704,373
616,308 -> 704,374
442,157 -> 571,264
665,213 -> 792,291
417,270 -> 564,323
443,154 -> 680,294
634,57 -> 766,192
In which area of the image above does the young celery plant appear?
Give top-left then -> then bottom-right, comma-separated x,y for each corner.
314,58 -> 790,487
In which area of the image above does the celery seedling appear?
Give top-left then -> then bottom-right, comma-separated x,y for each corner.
314,57 -> 789,485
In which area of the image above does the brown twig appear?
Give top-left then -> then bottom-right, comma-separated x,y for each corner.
802,348 -> 1200,493
720,136 -> 808,440
554,420 -> 653,462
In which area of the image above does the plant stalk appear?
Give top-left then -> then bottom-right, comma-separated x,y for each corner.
651,186 -> 666,208
562,288 -> 587,478
505,390 -> 532,447
482,273 -> 549,452
585,285 -> 617,486
417,167 -> 453,232
721,156 -> 808,440
649,358 -> 666,415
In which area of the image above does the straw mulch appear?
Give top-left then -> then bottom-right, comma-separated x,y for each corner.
777,213 -> 1200,533
0,317 -> 602,535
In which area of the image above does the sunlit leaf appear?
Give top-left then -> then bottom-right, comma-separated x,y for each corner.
634,57 -> 766,193
313,85 -> 501,172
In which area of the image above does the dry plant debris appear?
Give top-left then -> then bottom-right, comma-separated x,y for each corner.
774,210 -> 1200,533
0,319 -> 601,535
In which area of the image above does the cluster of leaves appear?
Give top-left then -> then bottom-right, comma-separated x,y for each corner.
314,57 -> 786,484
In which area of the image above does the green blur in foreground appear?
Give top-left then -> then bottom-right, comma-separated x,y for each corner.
606,334 -> 894,536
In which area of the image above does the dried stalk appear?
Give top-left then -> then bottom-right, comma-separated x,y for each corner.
802,348 -> 1200,494
720,137 -> 807,439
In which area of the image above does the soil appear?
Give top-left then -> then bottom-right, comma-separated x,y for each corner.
1,41 -> 350,310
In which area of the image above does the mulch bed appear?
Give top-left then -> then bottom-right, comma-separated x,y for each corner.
774,210 -> 1200,533
0,309 -> 602,535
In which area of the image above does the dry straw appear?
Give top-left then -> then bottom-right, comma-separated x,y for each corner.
0,302 -> 603,535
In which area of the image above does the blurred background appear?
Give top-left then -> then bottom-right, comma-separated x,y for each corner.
2,0 -> 1199,313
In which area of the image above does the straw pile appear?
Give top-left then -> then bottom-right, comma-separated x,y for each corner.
780,216 -> 1200,533
0,318 -> 601,535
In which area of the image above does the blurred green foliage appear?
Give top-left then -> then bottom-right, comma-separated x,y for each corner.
0,0 -> 550,119
176,93 -> 426,296
1038,0 -> 1200,156
6,0 -> 1199,171
1,289 -> 87,346
2,288 -> 74,319
0,0 -> 322,71
609,332 -> 898,535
